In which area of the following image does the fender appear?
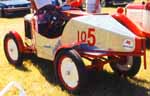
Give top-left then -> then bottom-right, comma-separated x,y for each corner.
8,31 -> 24,53
112,13 -> 147,69
54,42 -> 81,59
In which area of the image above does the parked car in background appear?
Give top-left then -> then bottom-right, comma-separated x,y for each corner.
0,0 -> 30,17
101,0 -> 134,7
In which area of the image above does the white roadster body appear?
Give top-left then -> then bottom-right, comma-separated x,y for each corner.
62,15 -> 137,52
27,12 -> 143,61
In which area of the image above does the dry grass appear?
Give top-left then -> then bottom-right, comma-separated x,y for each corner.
0,1 -> 150,95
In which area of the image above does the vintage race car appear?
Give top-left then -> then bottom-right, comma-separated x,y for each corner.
126,1 -> 150,37
3,4 -> 147,93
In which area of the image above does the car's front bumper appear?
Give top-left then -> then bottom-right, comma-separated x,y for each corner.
3,7 -> 30,14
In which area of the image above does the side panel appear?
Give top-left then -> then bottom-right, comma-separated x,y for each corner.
61,15 -> 136,52
28,15 -> 61,60
35,32 -> 61,60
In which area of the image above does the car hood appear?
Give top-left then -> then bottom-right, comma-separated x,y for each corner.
0,0 -> 30,6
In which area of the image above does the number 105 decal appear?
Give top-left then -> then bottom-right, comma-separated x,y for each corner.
77,28 -> 96,46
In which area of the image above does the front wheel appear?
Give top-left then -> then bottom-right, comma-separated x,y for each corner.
109,56 -> 141,77
54,49 -> 87,93
4,33 -> 23,66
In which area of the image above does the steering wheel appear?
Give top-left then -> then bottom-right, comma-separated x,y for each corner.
36,4 -> 67,38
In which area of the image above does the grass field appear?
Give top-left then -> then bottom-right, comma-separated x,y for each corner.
1,1 -> 150,96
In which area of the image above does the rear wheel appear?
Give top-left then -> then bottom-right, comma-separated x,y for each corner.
4,33 -> 23,66
54,49 -> 87,93
109,56 -> 141,77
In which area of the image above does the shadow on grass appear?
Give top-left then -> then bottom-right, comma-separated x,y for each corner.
8,58 -> 31,72
23,56 -> 150,96
27,56 -> 56,84
15,65 -> 31,72
79,71 -> 150,96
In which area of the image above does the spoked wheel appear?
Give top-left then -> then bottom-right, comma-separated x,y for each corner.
4,33 -> 23,66
109,56 -> 141,77
54,49 -> 87,93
